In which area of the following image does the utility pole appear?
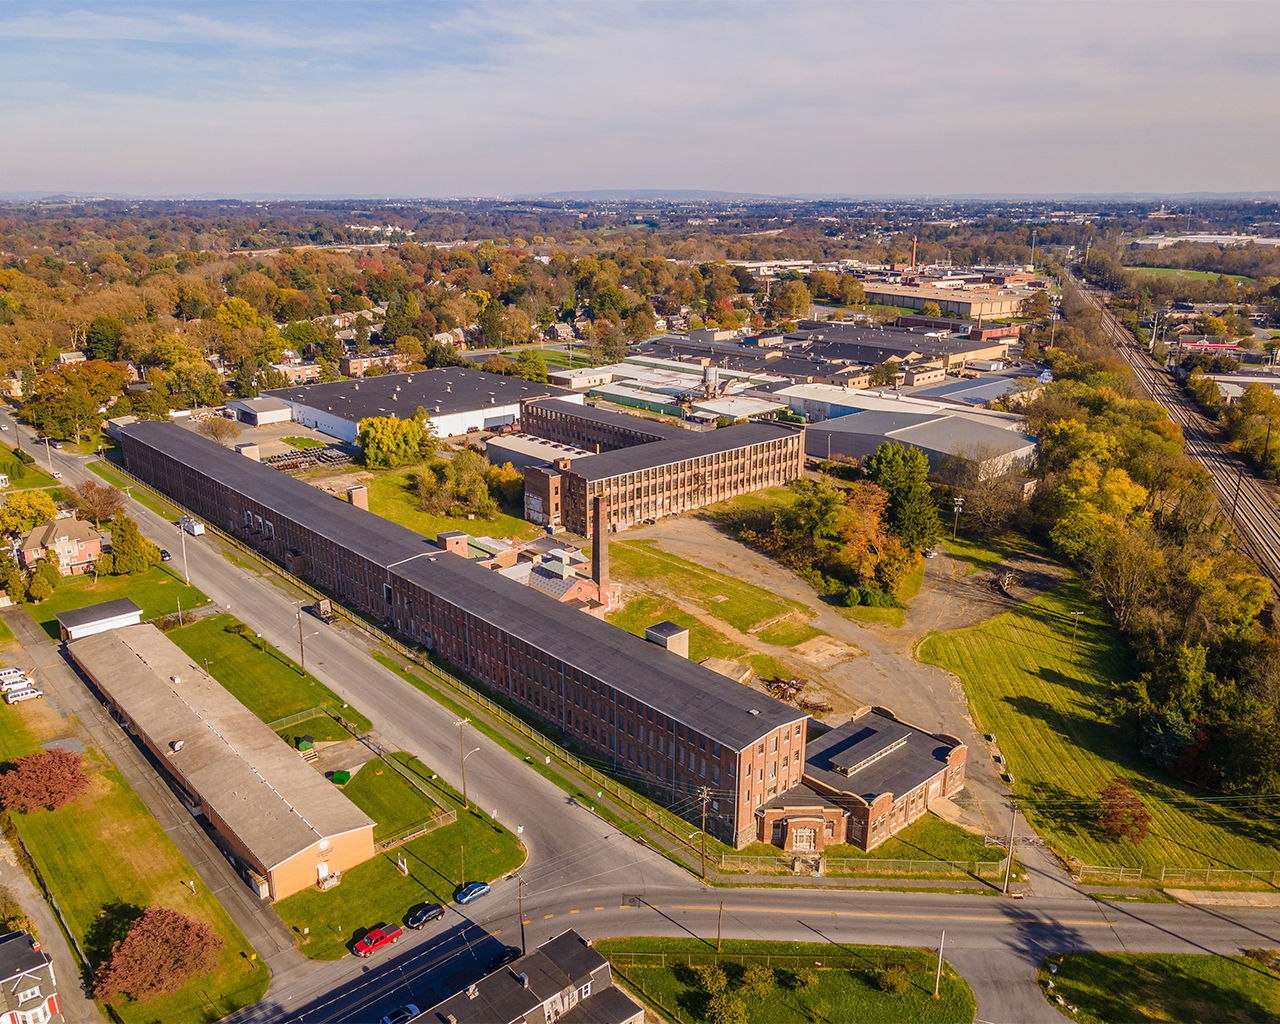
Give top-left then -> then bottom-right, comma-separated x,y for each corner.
934,929 -> 946,998
42,436 -> 52,474
951,496 -> 964,540
1069,610 -> 1083,663
1002,805 -> 1017,895
297,602 -> 307,673
178,520 -> 189,585
1231,467 -> 1244,520
454,718 -> 478,810
460,843 -> 466,886
717,899 -> 724,952
698,786 -> 710,881
516,872 -> 527,954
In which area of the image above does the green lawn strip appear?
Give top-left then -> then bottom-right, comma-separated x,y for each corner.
595,938 -> 975,1024
275,761 -> 524,960
275,714 -> 351,746
168,613 -> 373,733
746,654 -> 789,682
607,595 -> 748,663
611,539 -> 810,633
1038,952 -> 1280,1024
14,756 -> 268,1022
340,757 -> 441,842
89,460 -> 182,518
24,565 -> 210,639
839,603 -> 906,628
539,349 -> 592,368
0,702 -> 43,761
0,445 -> 58,489
918,581 -> 1280,873
369,652 -> 719,870
281,436 -> 325,450
363,467 -> 541,542
0,617 -> 16,646
941,532 -> 1037,576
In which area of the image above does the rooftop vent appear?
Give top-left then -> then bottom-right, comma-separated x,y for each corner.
519,972 -> 529,988
466,985 -> 479,1000
446,384 -> 452,393
170,739 -> 185,752
171,675 -> 181,685
748,709 -> 760,716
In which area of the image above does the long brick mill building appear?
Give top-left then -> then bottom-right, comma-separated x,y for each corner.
520,398 -> 804,535
120,421 -> 808,846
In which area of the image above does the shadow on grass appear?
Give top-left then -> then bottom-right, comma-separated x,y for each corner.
84,900 -> 145,968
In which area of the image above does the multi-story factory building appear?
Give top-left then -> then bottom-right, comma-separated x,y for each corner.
519,399 -> 804,536
120,421 -> 807,846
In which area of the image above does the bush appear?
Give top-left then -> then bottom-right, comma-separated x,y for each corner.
875,965 -> 911,994
93,906 -> 223,1004
706,992 -> 748,1024
741,963 -> 775,999
840,587 -> 860,607
794,967 -> 819,991
0,748 -> 89,812
694,963 -> 727,995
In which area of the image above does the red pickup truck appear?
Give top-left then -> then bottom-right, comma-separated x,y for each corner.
352,925 -> 403,957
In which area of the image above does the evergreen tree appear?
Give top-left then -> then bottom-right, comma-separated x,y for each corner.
108,515 -> 162,575
865,440 -> 942,551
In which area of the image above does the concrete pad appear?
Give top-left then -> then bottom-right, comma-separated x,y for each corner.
311,737 -> 379,776
1166,888 -> 1280,908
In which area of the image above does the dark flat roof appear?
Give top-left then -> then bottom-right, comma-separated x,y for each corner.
804,710 -> 957,802
0,932 -> 49,982
524,397 -> 688,439
121,422 -> 803,751
559,985 -> 643,1024
570,421 -> 799,483
54,598 -> 142,629
265,368 -> 573,423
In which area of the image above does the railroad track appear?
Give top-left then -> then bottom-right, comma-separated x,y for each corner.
1072,277 -> 1280,587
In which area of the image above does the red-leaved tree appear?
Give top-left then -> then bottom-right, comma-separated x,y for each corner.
93,907 -> 223,1004
1097,777 -> 1152,843
0,748 -> 89,812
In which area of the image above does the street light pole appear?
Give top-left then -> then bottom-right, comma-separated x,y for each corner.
951,496 -> 964,540
42,436 -> 52,474
178,520 -> 189,585
516,871 -> 527,955
1002,805 -> 1017,895
1069,610 -> 1083,663
934,929 -> 946,998
698,786 -> 710,881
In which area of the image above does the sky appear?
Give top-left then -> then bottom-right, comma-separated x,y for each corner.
4,0 -> 1278,198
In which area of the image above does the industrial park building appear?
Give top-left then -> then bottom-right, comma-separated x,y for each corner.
119,421 -> 808,846
519,400 -> 803,535
263,368 -> 579,442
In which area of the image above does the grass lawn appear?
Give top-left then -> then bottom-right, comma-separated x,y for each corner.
611,540 -> 811,636
539,349 -> 592,368
281,435 -> 325,450
0,617 -> 16,648
169,614 -> 372,733
736,814 -> 996,869
756,619 -> 822,647
12,749 -> 268,1022
1129,266 -> 1255,284
596,938 -> 975,1024
25,565 -> 209,639
275,761 -> 525,960
1038,952 -> 1280,1024
607,595 -> 748,663
942,532 -> 1038,576
275,714 -> 352,746
917,581 -> 1280,873
340,757 -> 441,842
0,444 -> 58,489
363,467 -> 541,542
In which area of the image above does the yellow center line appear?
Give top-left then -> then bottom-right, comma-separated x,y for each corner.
522,919 -> 531,925
671,905 -> 1114,927
593,906 -> 605,911
543,914 -> 554,919
569,909 -> 580,914
619,904 -> 631,909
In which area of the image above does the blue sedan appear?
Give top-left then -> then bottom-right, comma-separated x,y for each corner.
456,881 -> 491,905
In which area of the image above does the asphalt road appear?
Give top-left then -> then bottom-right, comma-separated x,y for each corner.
11,412 -> 1280,1024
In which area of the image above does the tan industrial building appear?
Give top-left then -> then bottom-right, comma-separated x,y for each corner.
861,284 -> 1024,319
69,624 -> 375,900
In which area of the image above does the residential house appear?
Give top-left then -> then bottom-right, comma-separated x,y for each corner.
415,930 -> 642,1024
0,931 -> 59,1024
18,518 -> 104,575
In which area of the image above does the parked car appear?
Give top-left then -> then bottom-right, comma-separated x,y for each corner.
1,676 -> 35,693
160,549 -> 171,562
50,441 -> 63,450
406,902 -> 444,929
51,471 -> 61,479
487,945 -> 521,972
352,925 -> 403,957
456,881 -> 490,905
380,1005 -> 420,1024
0,667 -> 30,685
4,687 -> 43,704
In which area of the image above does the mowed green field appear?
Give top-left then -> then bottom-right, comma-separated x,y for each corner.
25,564 -> 209,638
1039,952 -> 1280,1024
917,581 -> 1280,873
363,468 -> 541,542
1129,266 -> 1255,284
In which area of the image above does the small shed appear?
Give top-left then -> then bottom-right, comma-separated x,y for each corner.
54,598 -> 144,641
226,396 -> 293,427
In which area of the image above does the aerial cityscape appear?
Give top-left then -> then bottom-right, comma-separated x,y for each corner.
2,2 -> 1280,1024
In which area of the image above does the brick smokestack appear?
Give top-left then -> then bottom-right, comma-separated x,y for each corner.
592,496 -> 608,589
347,485 -> 369,510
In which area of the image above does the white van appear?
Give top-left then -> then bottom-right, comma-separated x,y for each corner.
0,676 -> 35,693
4,687 -> 43,704
0,667 -> 30,685
180,515 -> 205,537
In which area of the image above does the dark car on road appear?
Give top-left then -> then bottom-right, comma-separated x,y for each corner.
352,925 -> 403,957
406,902 -> 444,929
487,945 -> 521,972
160,549 -> 171,561
380,1004 -> 420,1024
456,881 -> 490,905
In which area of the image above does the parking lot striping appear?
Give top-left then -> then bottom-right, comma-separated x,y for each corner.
670,905 -> 1116,927
543,914 -> 554,919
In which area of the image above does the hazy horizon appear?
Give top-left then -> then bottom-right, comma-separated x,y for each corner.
6,1 -> 1278,197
